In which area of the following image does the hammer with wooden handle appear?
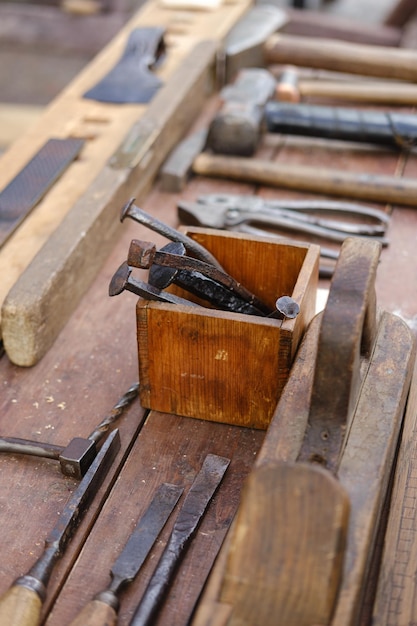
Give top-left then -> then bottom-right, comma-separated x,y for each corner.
224,5 -> 417,84
276,66 -> 417,106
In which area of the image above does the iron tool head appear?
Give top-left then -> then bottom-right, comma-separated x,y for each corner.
223,5 -> 289,83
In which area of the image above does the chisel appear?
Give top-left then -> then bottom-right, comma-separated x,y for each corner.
68,482 -> 183,626
0,429 -> 120,626
130,453 -> 230,626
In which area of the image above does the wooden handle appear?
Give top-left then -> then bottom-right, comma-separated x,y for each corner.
265,34 -> 417,82
299,79 -> 417,106
193,153 -> 417,207
0,584 -> 42,626
67,599 -> 117,626
220,462 -> 350,626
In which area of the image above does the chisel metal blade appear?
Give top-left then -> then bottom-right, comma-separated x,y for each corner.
67,482 -> 183,626
110,483 -> 183,589
130,453 -> 230,626
0,429 -> 121,626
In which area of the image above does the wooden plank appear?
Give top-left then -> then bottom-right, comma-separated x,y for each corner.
0,0 -> 252,366
372,356 -> 417,625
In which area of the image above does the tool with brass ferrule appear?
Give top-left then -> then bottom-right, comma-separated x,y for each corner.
0,382 -> 138,478
0,429 -> 120,626
130,453 -> 230,626
68,482 -> 183,626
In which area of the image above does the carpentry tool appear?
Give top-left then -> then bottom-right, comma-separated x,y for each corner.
264,102 -> 417,150
177,194 -> 390,243
207,66 -> 417,156
67,482 -> 183,626
120,199 -> 225,270
192,236 -> 416,626
206,68 -> 276,157
109,260 -> 202,306
0,382 -> 138,479
276,65 -> 417,106
0,138 -> 84,248
128,239 -> 272,315
0,429 -> 120,626
83,27 -> 166,103
130,453 -> 230,626
223,5 -> 417,84
192,153 -> 417,208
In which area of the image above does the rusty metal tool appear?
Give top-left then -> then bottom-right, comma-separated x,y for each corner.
207,68 -> 276,157
121,199 -> 225,271
223,5 -> 417,84
83,27 -> 166,104
177,195 -> 389,244
130,453 -> 230,626
128,239 -> 272,315
109,260 -> 202,307
67,482 -> 183,626
147,242 -> 268,316
0,382 -> 138,479
0,137 -> 85,249
0,429 -> 120,626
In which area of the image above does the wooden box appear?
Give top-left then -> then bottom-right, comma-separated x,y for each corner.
136,227 -> 319,429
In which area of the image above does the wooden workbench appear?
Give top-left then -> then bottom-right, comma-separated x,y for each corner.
1,2 -> 417,625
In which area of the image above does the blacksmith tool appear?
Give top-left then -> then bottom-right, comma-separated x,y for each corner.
223,4 -> 417,84
128,239 -> 272,316
276,66 -> 417,107
109,260 -> 201,307
0,429 -> 120,626
0,382 -> 138,479
206,68 -> 276,157
121,199 -> 225,271
206,66 -> 417,156
178,194 -> 389,243
0,137 -> 85,248
83,27 -> 166,104
130,453 -> 230,626
67,482 -> 183,626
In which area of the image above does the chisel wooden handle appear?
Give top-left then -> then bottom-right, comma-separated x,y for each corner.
67,599 -> 117,626
265,34 -> 417,82
0,584 -> 42,626
193,152 -> 417,207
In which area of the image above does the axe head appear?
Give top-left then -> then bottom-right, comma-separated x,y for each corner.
224,5 -> 288,83
84,26 -> 166,104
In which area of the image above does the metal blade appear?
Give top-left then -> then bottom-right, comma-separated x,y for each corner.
130,453 -> 230,626
110,483 -> 183,590
0,137 -> 85,248
25,429 -> 121,589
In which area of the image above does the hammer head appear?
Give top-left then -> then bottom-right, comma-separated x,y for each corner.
59,437 -> 97,479
224,5 -> 288,83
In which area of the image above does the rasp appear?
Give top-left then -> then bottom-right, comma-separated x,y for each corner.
0,137 -> 85,248
68,482 -> 184,626
0,429 -> 120,626
130,453 -> 230,626
83,27 -> 166,104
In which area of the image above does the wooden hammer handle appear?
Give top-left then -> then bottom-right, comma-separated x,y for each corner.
193,153 -> 417,207
266,34 -> 417,82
